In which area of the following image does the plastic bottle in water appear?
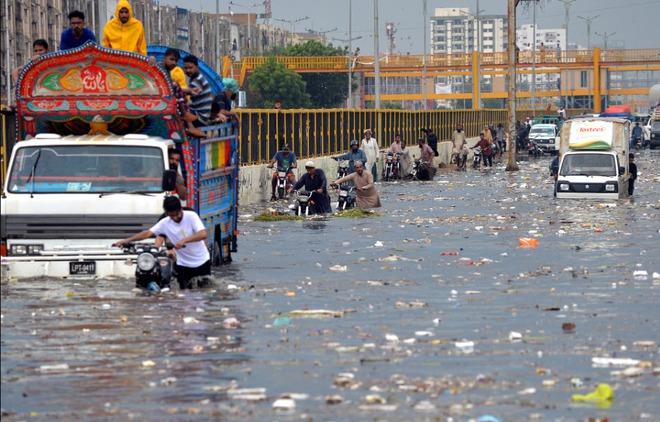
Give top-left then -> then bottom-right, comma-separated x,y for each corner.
147,281 -> 160,292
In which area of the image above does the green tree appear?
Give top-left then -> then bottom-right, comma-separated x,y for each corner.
263,41 -> 349,108
247,57 -> 311,109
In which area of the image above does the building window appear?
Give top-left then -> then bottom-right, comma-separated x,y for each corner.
580,70 -> 588,88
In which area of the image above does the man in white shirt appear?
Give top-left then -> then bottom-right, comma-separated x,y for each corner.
115,197 -> 210,289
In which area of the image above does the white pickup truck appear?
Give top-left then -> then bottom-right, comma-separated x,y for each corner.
1,134 -> 176,278
555,117 -> 630,199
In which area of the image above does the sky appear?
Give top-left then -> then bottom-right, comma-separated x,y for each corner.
167,0 -> 660,55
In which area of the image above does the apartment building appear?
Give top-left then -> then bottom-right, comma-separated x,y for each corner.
430,7 -> 507,55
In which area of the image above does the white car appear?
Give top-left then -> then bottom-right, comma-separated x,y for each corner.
528,123 -> 560,154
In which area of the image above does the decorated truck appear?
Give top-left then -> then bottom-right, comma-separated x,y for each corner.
1,42 -> 239,279
555,117 -> 630,199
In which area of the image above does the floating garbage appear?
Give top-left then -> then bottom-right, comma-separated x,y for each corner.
272,398 -> 296,410
509,331 -> 522,341
592,357 -> 640,367
455,340 -> 475,353
329,265 -> 348,272
571,383 -> 614,406
633,270 -> 648,280
519,238 -> 539,248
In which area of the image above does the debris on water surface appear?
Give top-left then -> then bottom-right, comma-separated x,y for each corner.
592,357 -> 641,367
272,398 -> 296,410
325,395 -> 343,405
562,322 -> 576,333
288,309 -> 346,318
571,383 -> 614,405
329,264 -> 347,272
335,209 -> 383,218
254,212 -> 303,222
509,331 -> 522,341
455,340 -> 475,353
519,237 -> 539,248
379,255 -> 422,262
222,317 -> 241,329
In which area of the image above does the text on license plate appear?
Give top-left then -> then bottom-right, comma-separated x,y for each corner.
69,261 -> 96,275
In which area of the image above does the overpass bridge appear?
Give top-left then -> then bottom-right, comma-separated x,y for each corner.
229,48 -> 660,112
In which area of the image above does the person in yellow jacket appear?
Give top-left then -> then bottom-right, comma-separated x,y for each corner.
102,0 -> 147,56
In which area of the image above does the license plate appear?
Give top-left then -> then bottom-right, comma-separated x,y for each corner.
69,261 -> 96,275
278,171 -> 287,177
340,191 -> 348,197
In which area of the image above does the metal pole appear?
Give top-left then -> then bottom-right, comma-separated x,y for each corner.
506,0 -> 519,171
216,0 -> 220,72
374,0 -> 380,109
5,0 -> 11,104
476,0 -> 481,109
560,0 -> 575,109
423,0 -> 427,110
247,8 -> 251,52
348,0 -> 352,108
531,0 -> 536,115
158,1 -> 162,44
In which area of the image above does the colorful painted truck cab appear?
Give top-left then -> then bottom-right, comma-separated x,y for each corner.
556,117 -> 630,199
1,43 -> 239,279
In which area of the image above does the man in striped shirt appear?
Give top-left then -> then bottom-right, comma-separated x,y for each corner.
182,55 -> 213,126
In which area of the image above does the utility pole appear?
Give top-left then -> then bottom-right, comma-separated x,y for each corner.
506,0 -> 519,171
532,0 -> 537,115
476,0 -> 481,109
578,15 -> 599,50
274,16 -> 309,46
595,31 -> 615,50
216,0 -> 221,72
423,0 -> 428,110
559,0 -> 575,109
374,0 -> 380,109
4,0 -> 11,104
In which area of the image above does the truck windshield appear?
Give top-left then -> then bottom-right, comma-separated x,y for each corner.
559,154 -> 617,177
530,127 -> 555,136
8,145 -> 165,194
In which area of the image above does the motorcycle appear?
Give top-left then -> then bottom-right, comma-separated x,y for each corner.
472,146 -> 482,169
528,139 -> 543,157
121,242 -> 173,292
335,185 -> 356,210
274,166 -> 292,199
410,156 -> 421,180
381,151 -> 400,181
294,190 -> 314,216
336,160 -> 350,185
632,135 -> 643,150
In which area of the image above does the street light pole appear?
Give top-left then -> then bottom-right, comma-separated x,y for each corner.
531,0 -> 536,115
374,0 -> 380,109
423,0 -> 427,110
578,15 -> 599,50
349,0 -> 353,108
559,0 -> 575,109
595,31 -> 615,50
506,0 -> 519,172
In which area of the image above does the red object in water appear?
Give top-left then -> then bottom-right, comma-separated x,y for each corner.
441,251 -> 459,256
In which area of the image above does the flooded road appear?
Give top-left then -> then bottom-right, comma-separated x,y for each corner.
2,151 -> 659,421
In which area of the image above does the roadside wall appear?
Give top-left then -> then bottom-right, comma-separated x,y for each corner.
238,137 -> 481,205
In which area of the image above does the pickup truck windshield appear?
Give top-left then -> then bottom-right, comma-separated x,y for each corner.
559,154 -> 617,177
8,145 -> 165,193
530,127 -> 555,136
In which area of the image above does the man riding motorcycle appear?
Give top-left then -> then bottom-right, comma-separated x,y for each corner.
332,139 -> 367,175
267,144 -> 297,201
292,161 -> 332,214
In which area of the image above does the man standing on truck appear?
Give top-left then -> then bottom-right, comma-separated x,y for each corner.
210,78 -> 240,124
60,11 -> 97,50
183,55 -> 213,126
102,1 -> 147,56
12,39 -> 49,83
115,197 -> 211,290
